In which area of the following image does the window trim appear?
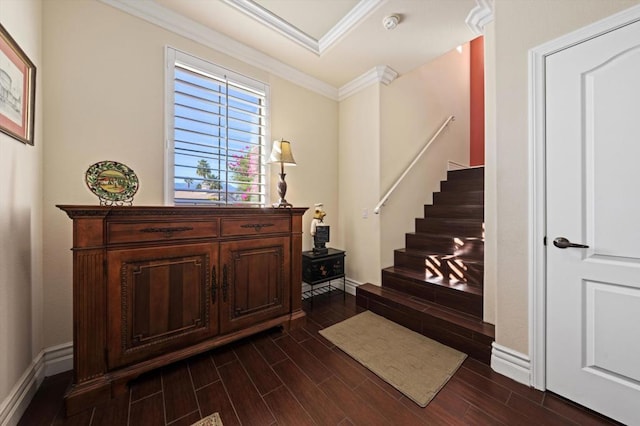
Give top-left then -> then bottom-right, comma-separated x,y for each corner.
164,46 -> 271,206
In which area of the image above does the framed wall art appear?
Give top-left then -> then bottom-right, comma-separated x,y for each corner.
0,23 -> 36,145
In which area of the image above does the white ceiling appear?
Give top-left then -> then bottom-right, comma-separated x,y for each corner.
104,0 -> 490,97
254,0 -> 363,40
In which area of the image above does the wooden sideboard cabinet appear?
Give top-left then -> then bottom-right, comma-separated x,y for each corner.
57,205 -> 307,415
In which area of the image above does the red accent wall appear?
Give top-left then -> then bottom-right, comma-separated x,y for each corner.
470,36 -> 485,166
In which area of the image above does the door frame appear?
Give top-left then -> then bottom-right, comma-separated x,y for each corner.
528,4 -> 640,391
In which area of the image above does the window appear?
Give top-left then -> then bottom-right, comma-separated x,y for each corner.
166,48 -> 269,206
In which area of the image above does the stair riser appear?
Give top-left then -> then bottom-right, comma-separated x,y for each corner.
452,239 -> 484,260
432,190 -> 484,205
446,167 -> 485,181
382,270 -> 483,318
440,179 -> 484,192
445,258 -> 483,286
382,271 -> 436,301
405,235 -> 484,259
405,234 -> 457,253
393,251 -> 447,275
393,252 -> 484,286
424,205 -> 484,219
394,250 -> 434,269
415,218 -> 484,237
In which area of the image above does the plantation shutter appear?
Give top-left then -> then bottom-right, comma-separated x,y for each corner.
168,48 -> 269,206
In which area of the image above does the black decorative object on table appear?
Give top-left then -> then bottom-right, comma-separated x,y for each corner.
310,203 -> 329,254
302,248 -> 346,308
313,225 -> 329,254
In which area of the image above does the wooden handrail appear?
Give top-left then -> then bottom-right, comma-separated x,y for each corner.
374,115 -> 455,214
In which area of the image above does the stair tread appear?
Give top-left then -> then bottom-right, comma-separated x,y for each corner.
396,248 -> 485,262
415,218 -> 484,235
416,218 -> 484,225
436,189 -> 485,193
404,233 -> 484,260
383,266 -> 483,295
406,232 -> 484,239
358,283 -> 494,338
426,205 -> 485,210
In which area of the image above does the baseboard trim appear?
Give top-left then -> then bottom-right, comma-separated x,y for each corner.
43,342 -> 74,377
490,342 -> 531,386
0,354 -> 44,426
0,343 -> 72,426
345,277 -> 361,295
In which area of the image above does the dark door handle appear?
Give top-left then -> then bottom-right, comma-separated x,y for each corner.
553,237 -> 589,249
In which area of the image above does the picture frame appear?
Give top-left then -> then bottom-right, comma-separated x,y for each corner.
0,23 -> 36,145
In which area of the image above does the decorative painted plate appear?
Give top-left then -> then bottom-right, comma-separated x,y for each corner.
85,161 -> 139,205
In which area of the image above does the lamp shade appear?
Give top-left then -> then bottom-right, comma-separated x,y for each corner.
268,139 -> 296,165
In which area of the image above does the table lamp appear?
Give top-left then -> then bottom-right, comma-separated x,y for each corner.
268,139 -> 296,207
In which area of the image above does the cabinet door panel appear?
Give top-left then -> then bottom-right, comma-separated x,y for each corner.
220,237 -> 290,333
107,243 -> 218,368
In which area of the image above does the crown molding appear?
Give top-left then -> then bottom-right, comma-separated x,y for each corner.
465,0 -> 494,36
376,65 -> 399,85
221,0 -> 318,53
223,0 -> 385,56
318,0 -> 386,54
99,0 -> 339,100
99,0 -> 399,102
338,65 -> 398,101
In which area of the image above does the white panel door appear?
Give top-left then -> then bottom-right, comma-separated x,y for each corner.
546,19 -> 640,425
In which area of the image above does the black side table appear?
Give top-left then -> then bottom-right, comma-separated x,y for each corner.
301,248 -> 346,307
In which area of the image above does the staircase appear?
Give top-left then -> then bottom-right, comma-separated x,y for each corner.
356,167 -> 495,364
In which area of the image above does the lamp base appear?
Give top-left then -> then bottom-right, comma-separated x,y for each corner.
272,200 -> 293,208
273,172 -> 292,208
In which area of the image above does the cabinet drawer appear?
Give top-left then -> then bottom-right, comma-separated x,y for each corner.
302,255 -> 345,284
220,216 -> 289,237
108,221 -> 218,244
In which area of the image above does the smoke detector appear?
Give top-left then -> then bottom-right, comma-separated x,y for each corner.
382,15 -> 400,30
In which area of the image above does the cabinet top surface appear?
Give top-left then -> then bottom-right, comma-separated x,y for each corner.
57,205 -> 308,219
302,248 -> 345,259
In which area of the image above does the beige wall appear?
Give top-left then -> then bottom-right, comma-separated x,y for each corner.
490,0 -> 640,353
41,0 -> 338,348
269,76 -> 340,250
0,0 -> 43,407
336,45 -> 470,285
338,85 -> 381,284
379,45 -> 470,270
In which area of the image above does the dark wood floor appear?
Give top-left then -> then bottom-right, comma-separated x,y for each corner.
19,292 -> 619,426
